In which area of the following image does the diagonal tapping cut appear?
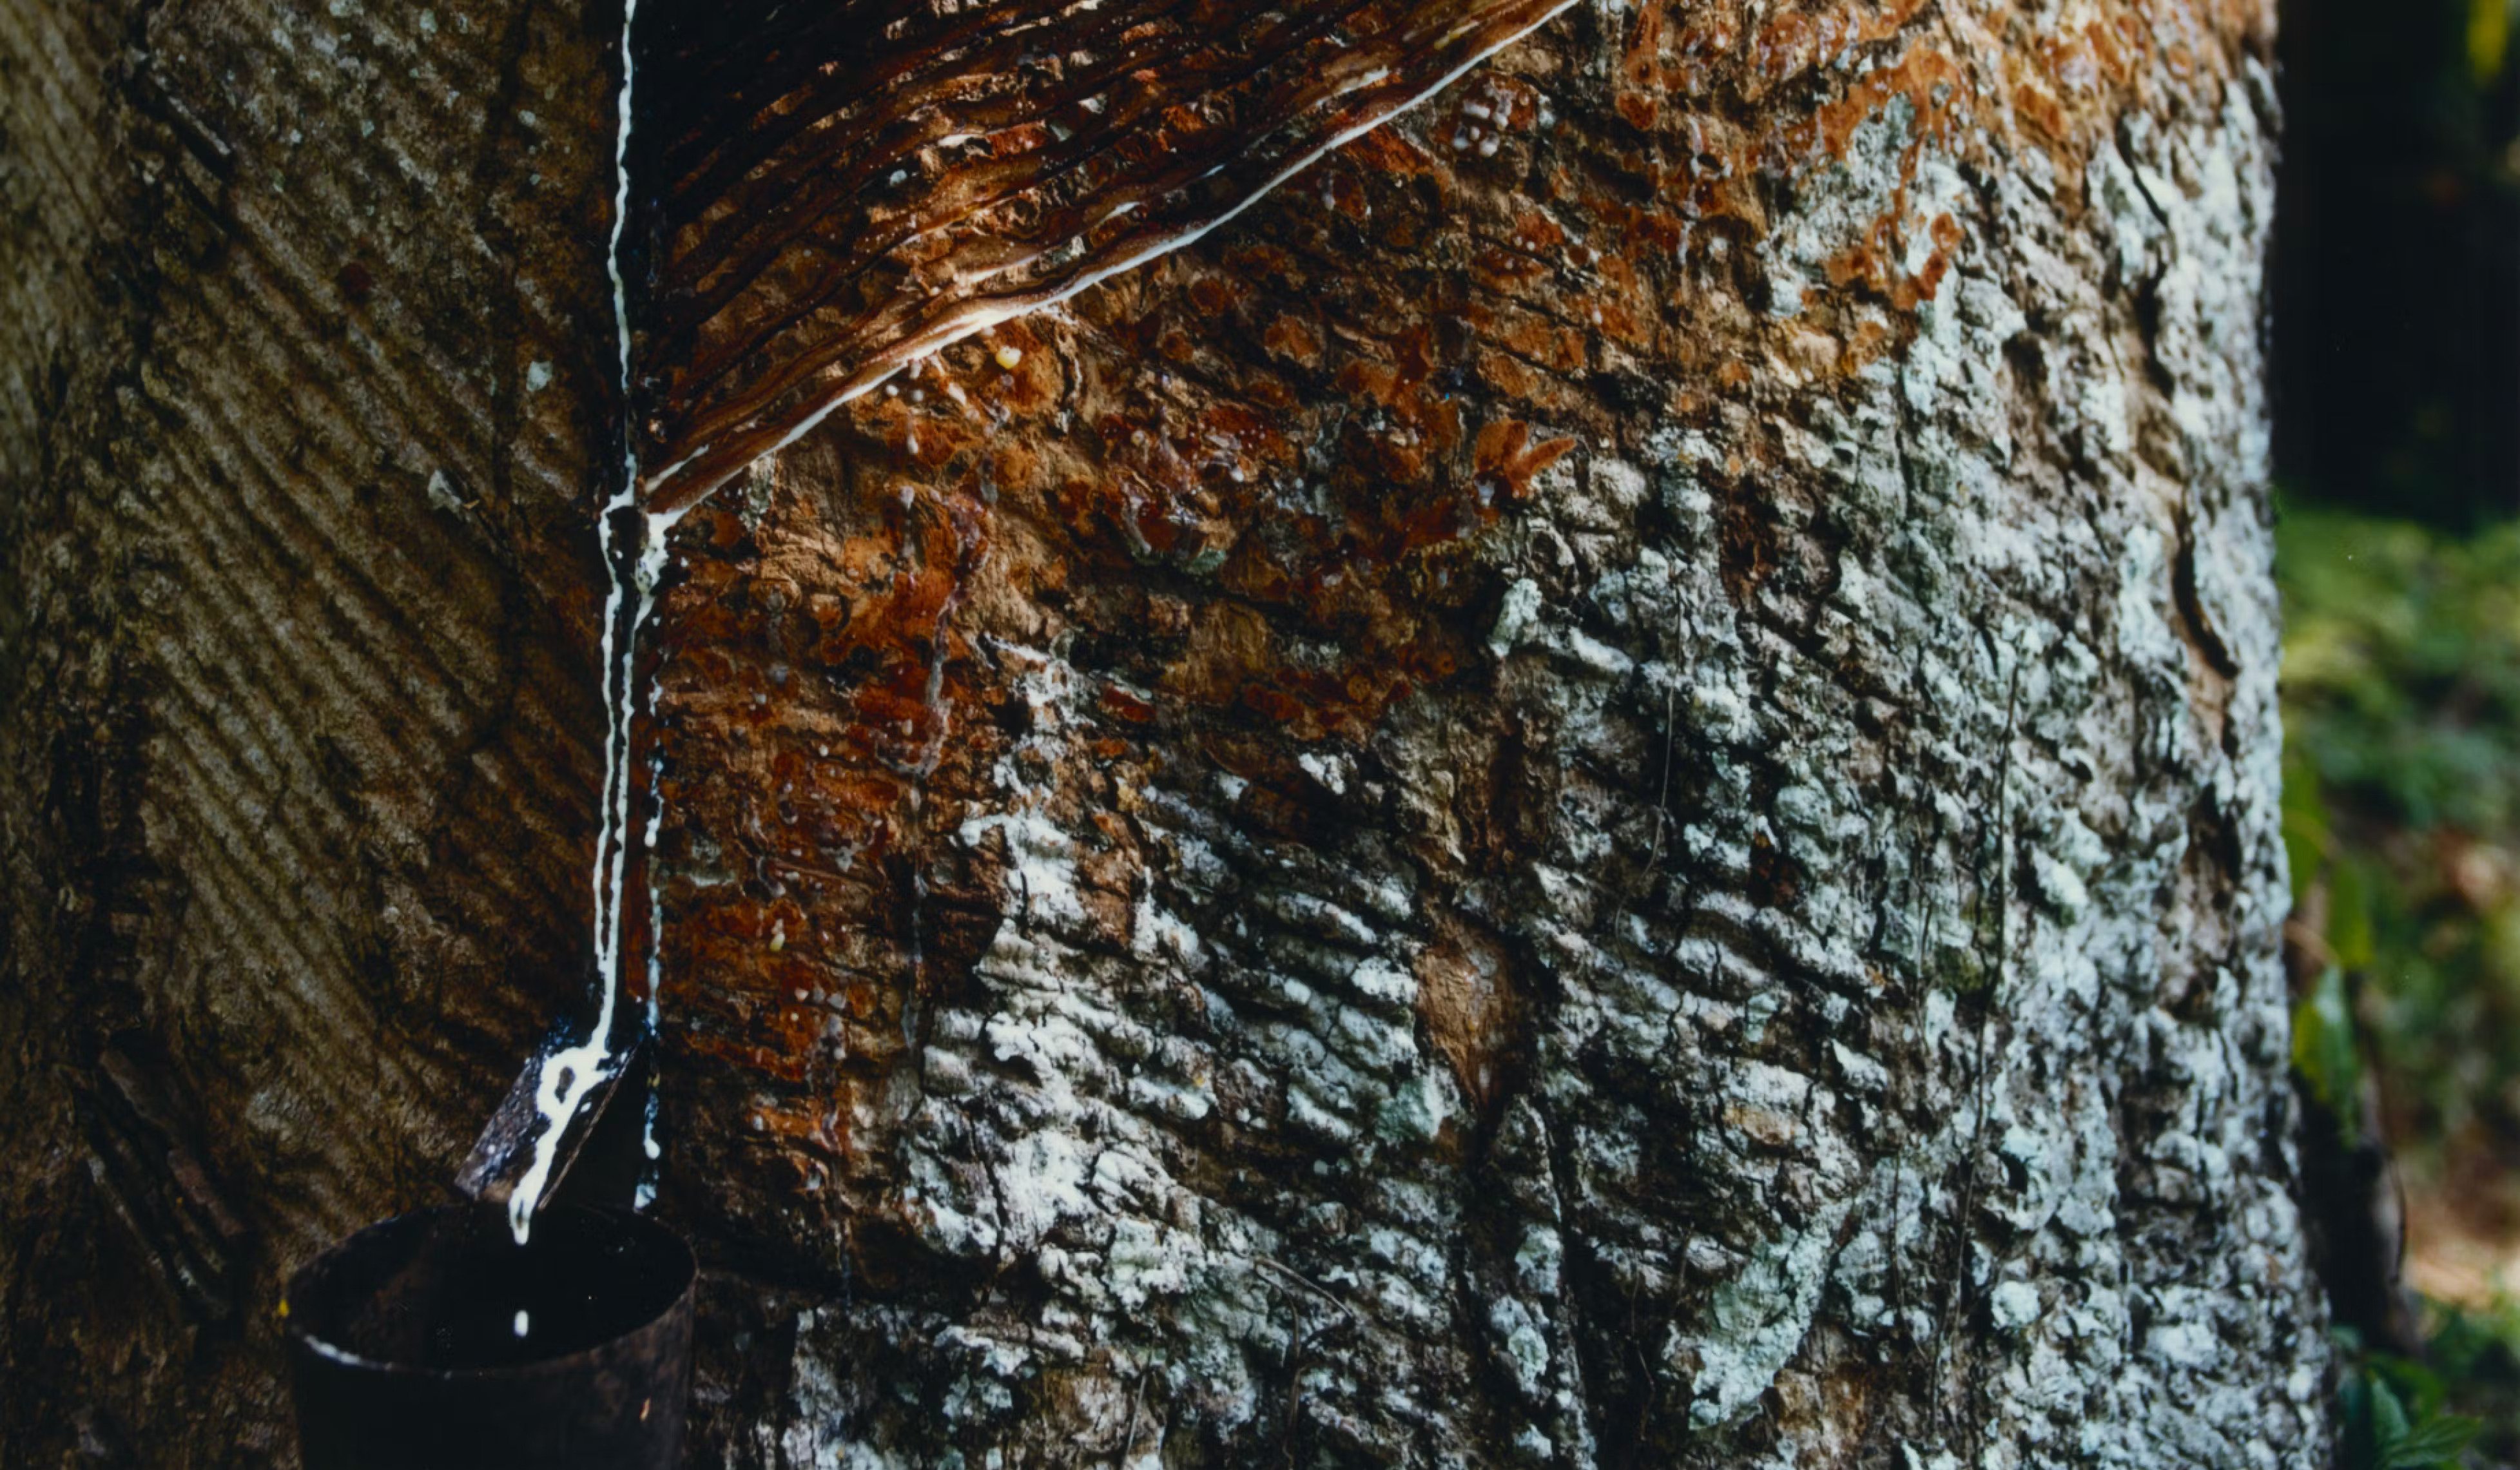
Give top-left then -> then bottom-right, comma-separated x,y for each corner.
622,0 -> 1580,516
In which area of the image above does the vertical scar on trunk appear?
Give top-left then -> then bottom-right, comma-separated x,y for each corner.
1413,914 -> 1522,1115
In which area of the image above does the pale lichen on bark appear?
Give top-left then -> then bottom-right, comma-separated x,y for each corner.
643,1 -> 2325,1466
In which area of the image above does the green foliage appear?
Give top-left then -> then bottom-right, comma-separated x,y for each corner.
2294,967 -> 2367,1148
2278,500 -> 2520,1154
2283,498 -> 2520,1462
2280,505 -> 2520,835
2429,1293 -> 2520,1389
2335,1328 -> 2486,1470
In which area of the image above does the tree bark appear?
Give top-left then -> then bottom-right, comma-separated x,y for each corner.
0,1 -> 2326,1467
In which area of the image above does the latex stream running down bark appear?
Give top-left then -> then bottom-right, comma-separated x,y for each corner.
506,0 -> 663,1246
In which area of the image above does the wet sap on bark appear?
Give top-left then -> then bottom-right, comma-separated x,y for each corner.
505,0 -> 655,1252
505,501 -> 677,1248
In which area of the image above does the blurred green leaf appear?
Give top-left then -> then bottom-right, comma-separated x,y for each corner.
2428,1293 -> 2520,1380
2331,857 -> 2379,972
2469,0 -> 2510,83
2383,1411 -> 2481,1469
2284,747 -> 2331,904
2370,1377 -> 2412,1457
2294,967 -> 2365,1146
2372,1352 -> 2452,1420
2343,1351 -> 2482,1470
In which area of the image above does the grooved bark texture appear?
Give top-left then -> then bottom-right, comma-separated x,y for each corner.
0,0 -> 2327,1466
0,0 -> 619,1461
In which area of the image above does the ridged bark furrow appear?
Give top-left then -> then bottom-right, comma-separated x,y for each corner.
1,1 -> 621,1460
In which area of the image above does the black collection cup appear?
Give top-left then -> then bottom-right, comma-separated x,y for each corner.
284,1203 -> 695,1470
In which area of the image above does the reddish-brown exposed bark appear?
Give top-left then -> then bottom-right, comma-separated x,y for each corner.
627,0 -> 1576,510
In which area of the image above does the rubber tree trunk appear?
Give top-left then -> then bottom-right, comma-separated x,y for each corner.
0,1 -> 2327,1466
